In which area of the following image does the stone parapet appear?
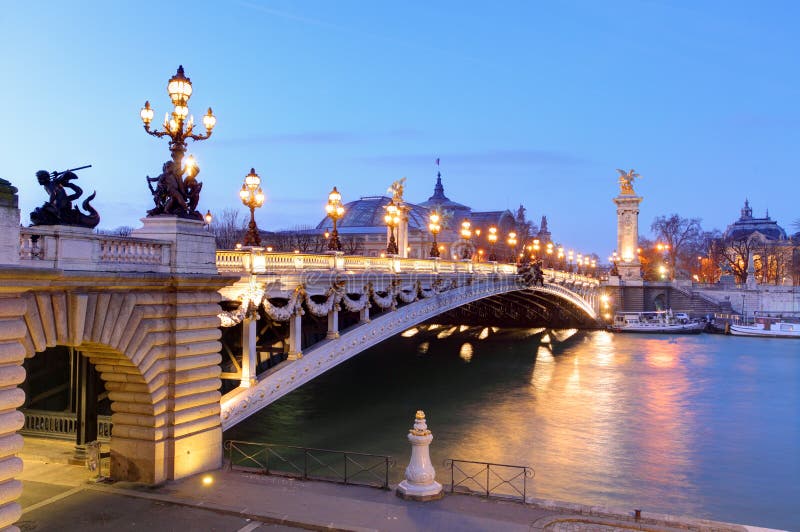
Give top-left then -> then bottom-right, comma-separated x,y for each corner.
132,217 -> 217,275
0,179 -> 20,267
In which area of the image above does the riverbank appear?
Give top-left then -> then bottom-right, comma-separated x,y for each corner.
16,455 -> 779,532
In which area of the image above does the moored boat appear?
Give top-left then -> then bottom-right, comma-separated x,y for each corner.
729,320 -> 800,338
610,310 -> 705,334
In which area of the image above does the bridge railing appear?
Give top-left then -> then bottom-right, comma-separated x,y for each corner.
216,249 -> 550,279
19,227 -> 172,272
444,458 -> 534,502
224,440 -> 393,489
20,409 -> 112,441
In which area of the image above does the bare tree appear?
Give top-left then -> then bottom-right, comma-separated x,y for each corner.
713,237 -> 754,284
210,208 -> 246,250
96,226 -> 134,237
341,235 -> 364,255
650,214 -> 702,279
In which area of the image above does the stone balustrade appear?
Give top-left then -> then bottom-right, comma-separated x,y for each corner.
214,249 -> 576,279
19,226 -> 173,273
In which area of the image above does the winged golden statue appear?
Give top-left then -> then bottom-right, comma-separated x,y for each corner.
616,168 -> 641,195
388,177 -> 406,203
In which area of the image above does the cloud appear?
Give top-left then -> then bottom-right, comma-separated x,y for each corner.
214,129 -> 422,147
360,149 -> 588,168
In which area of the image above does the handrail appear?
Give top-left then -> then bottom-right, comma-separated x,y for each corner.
224,439 -> 394,489
444,458 -> 534,502
20,409 -> 112,441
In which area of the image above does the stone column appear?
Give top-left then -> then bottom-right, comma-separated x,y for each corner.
326,307 -> 339,340
397,209 -> 409,258
0,298 -> 26,529
613,193 -> 643,281
240,314 -> 257,388
397,410 -> 443,501
287,311 -> 303,360
0,179 -> 20,266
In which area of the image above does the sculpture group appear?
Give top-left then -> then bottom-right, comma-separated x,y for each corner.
146,159 -> 203,219
30,167 -> 100,228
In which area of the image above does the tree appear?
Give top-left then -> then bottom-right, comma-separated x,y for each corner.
713,236 -> 754,284
210,208 -> 246,250
650,214 -> 702,279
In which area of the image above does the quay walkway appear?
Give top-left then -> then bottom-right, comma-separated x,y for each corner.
16,445 -> 773,532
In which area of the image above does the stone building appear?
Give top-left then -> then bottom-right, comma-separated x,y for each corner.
719,200 -> 799,285
316,172 -> 519,260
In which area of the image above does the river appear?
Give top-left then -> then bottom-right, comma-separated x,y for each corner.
225,327 -> 800,530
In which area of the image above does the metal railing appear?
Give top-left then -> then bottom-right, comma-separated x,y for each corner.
20,409 -> 112,441
225,440 -> 394,489
444,458 -> 534,502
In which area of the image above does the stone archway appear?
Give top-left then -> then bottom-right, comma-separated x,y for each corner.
0,274 -> 226,529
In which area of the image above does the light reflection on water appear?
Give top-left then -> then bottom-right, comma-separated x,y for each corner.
226,330 -> 800,530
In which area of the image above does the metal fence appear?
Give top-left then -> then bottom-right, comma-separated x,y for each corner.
444,458 -> 534,502
225,440 -> 393,489
20,409 -> 112,441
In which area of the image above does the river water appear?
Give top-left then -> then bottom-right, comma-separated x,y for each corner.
226,328 -> 800,530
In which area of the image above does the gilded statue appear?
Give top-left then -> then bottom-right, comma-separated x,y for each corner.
616,168 -> 641,195
388,177 -> 406,203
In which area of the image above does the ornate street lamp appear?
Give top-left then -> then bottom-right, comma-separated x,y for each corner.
140,66 -> 216,219
325,186 -> 345,252
532,239 -> 541,261
487,226 -> 498,261
428,211 -> 441,258
507,231 -> 517,263
384,199 -> 400,255
239,168 -> 265,246
558,246 -> 565,269
460,219 -> 472,260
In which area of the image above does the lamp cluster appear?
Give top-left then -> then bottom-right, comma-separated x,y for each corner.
384,200 -> 401,255
325,187 -> 345,251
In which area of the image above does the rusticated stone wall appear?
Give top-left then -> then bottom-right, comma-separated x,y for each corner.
0,270 -> 226,530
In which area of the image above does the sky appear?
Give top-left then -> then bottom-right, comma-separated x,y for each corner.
1,0 -> 798,255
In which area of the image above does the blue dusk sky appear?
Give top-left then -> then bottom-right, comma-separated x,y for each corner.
1,1 -> 798,255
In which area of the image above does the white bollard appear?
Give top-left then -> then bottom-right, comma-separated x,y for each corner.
396,410 -> 443,501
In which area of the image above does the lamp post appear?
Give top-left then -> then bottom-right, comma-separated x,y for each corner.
568,250 -> 574,272
140,66 -> 216,218
428,211 -> 441,258
325,186 -> 345,252
507,231 -> 517,263
203,210 -> 212,231
532,239 -> 540,261
487,226 -> 498,261
460,220 -> 472,260
239,168 -> 265,247
557,246 -> 565,270
384,200 -> 400,255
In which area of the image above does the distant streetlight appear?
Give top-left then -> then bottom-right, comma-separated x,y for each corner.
428,211 -> 441,258
384,199 -> 400,255
460,220 -> 472,260
325,186 -> 345,252
239,168 -> 265,246
487,226 -> 498,261
507,231 -> 518,263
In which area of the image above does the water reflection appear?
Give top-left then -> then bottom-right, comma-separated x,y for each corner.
226,330 -> 800,530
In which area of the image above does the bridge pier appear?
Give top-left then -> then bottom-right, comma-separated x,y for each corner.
240,315 -> 258,388
326,308 -> 339,340
288,311 -> 303,360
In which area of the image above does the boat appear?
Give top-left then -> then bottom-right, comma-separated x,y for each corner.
610,310 -> 705,334
729,319 -> 800,338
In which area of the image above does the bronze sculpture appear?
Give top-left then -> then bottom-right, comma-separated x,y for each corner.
146,159 -> 204,219
30,166 -> 100,228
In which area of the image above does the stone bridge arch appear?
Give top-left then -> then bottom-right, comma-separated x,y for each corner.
0,273 -> 227,529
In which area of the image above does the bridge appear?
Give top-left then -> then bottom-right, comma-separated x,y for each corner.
214,249 -> 600,429
0,210 -> 598,529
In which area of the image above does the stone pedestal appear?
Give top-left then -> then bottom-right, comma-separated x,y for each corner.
613,194 -> 643,281
132,216 -> 217,274
397,410 -> 443,501
0,178 -> 20,265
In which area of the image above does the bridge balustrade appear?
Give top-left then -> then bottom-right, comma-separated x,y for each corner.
19,227 -> 173,272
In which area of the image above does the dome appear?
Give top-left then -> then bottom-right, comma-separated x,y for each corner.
723,200 -> 787,241
316,196 -> 430,231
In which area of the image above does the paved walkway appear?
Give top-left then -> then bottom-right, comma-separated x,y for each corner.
15,440 -> 774,532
